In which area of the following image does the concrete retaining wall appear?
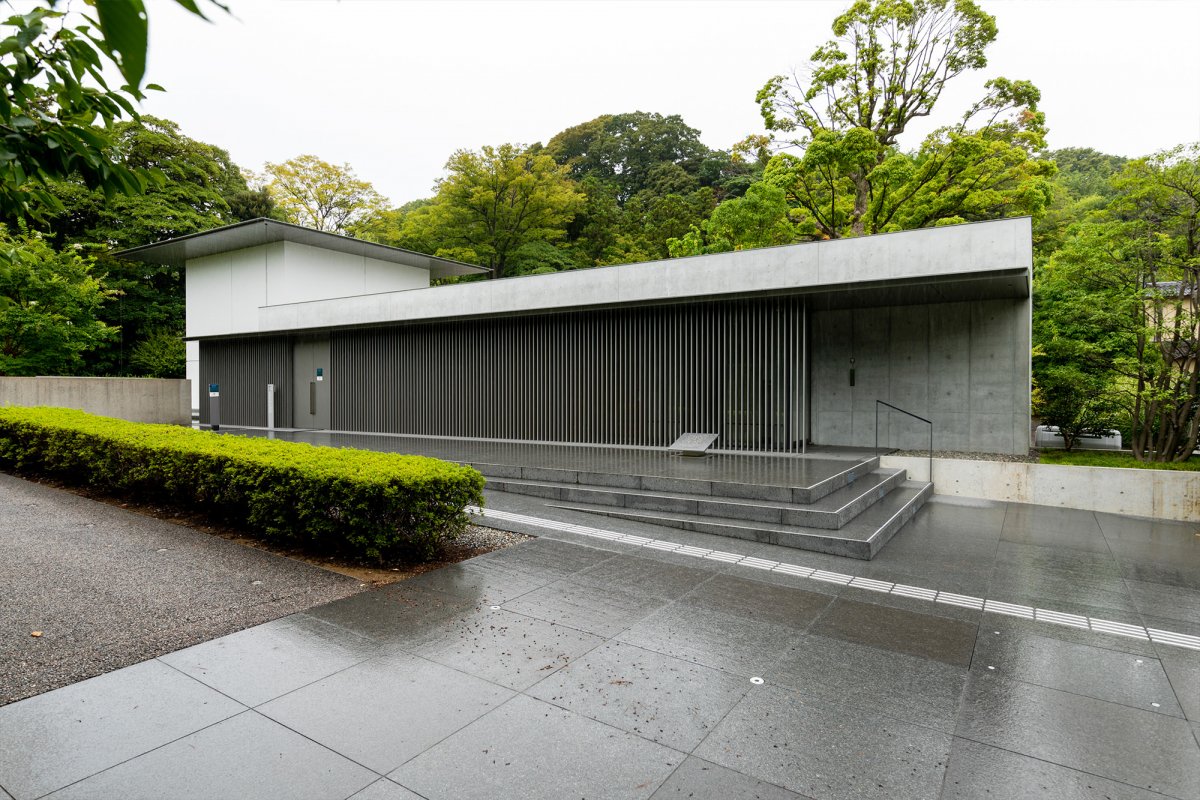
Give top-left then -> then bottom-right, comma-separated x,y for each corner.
881,455 -> 1200,522
0,377 -> 191,426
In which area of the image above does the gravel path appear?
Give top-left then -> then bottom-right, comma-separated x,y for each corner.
0,472 -> 368,706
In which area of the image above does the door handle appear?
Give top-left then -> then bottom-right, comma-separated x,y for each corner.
309,381 -> 316,415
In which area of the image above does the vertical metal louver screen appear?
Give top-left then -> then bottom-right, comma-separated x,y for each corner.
332,297 -> 807,452
199,336 -> 292,427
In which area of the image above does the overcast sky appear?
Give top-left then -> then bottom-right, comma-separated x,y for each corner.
141,0 -> 1200,206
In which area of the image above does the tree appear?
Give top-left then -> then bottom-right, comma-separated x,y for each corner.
668,182 -> 796,256
1033,364 -> 1120,452
261,155 -> 388,233
545,112 -> 712,205
129,328 -> 185,379
412,144 -> 584,279
0,226 -> 114,375
0,1 -> 220,225
1038,144 -> 1200,462
756,0 -> 1051,239
24,117 -> 256,375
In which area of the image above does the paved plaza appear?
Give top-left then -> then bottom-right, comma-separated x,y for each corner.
2,473 -> 1199,799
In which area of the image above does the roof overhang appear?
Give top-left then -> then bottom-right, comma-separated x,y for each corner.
115,218 -> 490,279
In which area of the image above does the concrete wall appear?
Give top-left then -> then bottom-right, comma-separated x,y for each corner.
882,455 -> 1200,523
0,377 -> 191,425
187,241 -> 430,339
810,298 -> 1031,455
256,218 -> 1033,336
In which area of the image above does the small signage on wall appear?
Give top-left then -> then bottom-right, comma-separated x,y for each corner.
208,383 -> 219,397
316,368 -> 324,382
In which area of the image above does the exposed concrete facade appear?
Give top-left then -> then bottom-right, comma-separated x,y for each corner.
253,218 -> 1031,335
812,298 -> 1031,455
881,454 -> 1200,522
121,217 -> 1034,455
0,377 -> 191,426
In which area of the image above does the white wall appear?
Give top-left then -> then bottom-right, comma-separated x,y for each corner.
186,241 -> 429,338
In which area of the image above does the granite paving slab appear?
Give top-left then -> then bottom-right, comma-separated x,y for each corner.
527,640 -> 751,752
970,627 -> 1182,717
347,780 -> 424,800
403,606 -> 605,690
257,650 -> 513,774
44,711 -> 376,800
0,659 -> 243,800
772,633 -> 968,734
649,757 -> 810,799
159,612 -> 381,707
616,602 -> 805,677
693,683 -> 954,800
500,579 -> 672,638
808,597 -> 978,667
390,694 -> 683,800
955,671 -> 1200,798
940,737 -> 1169,800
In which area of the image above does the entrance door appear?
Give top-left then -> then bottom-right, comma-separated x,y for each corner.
293,335 -> 331,429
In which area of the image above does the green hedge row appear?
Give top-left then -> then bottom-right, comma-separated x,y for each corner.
0,407 -> 485,562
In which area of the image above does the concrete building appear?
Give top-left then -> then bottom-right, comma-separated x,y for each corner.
118,217 -> 1033,456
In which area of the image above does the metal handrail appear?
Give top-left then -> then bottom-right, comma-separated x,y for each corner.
875,400 -> 933,482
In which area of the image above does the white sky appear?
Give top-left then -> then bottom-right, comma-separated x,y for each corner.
141,0 -> 1200,206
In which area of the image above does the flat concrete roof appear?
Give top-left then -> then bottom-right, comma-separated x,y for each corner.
116,218 -> 490,279
238,217 -> 1032,338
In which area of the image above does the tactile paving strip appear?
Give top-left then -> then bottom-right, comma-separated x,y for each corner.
469,505 -> 1200,652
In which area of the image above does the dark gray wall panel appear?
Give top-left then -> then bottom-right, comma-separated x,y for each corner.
331,297 -> 806,452
199,337 -> 292,427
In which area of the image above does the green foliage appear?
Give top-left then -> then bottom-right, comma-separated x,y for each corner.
756,0 -> 1051,239
505,240 -> 585,276
0,407 -> 486,562
1033,365 -> 1120,451
0,1 -> 218,224
545,112 -> 712,204
22,117 -> 255,376
668,182 -> 796,255
412,144 -> 585,279
225,186 -> 280,222
0,226 -> 114,375
1036,143 -> 1200,462
1039,449 -> 1200,471
129,328 -> 185,379
261,155 -> 389,233
32,117 -> 251,246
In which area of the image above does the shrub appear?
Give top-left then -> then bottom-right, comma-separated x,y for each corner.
0,407 -> 485,562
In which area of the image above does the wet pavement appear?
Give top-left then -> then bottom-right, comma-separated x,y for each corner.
0,473 -> 363,706
2,491 -> 1200,799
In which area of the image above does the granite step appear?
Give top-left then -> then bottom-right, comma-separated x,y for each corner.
547,481 -> 934,560
484,468 -> 906,530
469,456 -> 880,504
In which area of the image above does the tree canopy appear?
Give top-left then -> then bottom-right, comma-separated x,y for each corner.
1036,144 -> 1200,462
261,155 -> 388,233
755,0 -> 1051,239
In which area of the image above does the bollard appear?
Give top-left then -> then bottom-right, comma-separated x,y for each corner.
208,383 -> 220,431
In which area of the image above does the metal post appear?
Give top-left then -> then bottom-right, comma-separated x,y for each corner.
208,383 -> 220,431
266,383 -> 275,430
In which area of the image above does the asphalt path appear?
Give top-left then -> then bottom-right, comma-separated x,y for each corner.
0,472 -> 364,705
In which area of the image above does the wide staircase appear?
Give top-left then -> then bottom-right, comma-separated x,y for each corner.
470,454 -> 931,560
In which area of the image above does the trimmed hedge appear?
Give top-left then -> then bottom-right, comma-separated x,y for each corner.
0,407 -> 485,562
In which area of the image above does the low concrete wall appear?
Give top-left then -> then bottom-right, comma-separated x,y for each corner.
881,455 -> 1200,522
0,377 -> 191,426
